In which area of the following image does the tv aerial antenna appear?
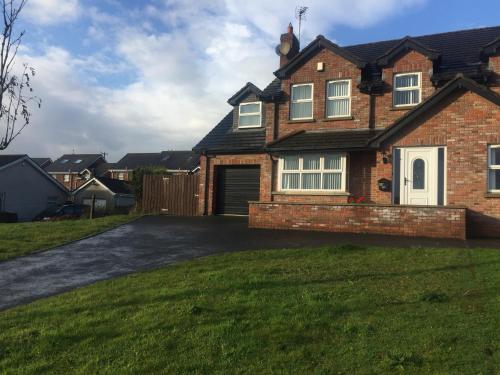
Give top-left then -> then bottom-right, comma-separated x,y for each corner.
295,6 -> 308,44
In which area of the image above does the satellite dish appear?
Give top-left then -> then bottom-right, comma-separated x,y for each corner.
279,41 -> 291,56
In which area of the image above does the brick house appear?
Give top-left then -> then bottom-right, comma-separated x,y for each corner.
46,154 -> 107,191
193,25 -> 500,239
108,151 -> 200,181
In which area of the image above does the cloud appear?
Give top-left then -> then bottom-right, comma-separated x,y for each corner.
23,0 -> 80,26
5,0 -> 427,161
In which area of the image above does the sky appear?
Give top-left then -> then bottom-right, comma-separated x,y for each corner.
2,0 -> 500,162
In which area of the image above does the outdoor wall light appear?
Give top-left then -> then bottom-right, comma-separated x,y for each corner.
382,152 -> 391,164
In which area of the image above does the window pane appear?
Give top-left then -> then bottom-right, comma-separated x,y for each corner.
327,81 -> 349,97
239,114 -> 260,126
394,89 -> 419,105
291,101 -> 312,119
291,85 -> 312,100
323,173 -> 342,190
240,103 -> 260,114
302,173 -> 321,189
413,158 -> 425,189
282,173 -> 300,189
490,147 -> 500,166
303,155 -> 320,170
489,170 -> 500,190
324,155 -> 342,170
395,74 -> 418,88
326,98 -> 349,117
283,156 -> 299,170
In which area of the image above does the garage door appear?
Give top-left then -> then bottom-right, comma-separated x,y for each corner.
215,166 -> 260,215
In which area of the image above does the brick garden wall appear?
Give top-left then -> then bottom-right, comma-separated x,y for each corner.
249,202 -> 467,240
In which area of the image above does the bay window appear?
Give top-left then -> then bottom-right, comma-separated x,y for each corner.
326,80 -> 351,118
238,102 -> 261,128
393,72 -> 421,107
290,83 -> 313,120
279,154 -> 346,192
488,145 -> 500,192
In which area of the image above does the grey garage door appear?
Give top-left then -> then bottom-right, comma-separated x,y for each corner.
215,166 -> 260,215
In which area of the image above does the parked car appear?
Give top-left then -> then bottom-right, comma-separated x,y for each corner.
35,203 -> 88,221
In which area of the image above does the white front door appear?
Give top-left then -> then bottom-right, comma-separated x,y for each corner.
400,147 -> 438,205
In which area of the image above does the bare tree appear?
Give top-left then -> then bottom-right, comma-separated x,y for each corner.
0,0 -> 40,150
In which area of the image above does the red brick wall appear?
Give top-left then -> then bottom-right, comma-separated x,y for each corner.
198,153 -> 272,215
249,202 -> 466,239
375,51 -> 435,128
389,90 -> 500,237
277,48 -> 370,138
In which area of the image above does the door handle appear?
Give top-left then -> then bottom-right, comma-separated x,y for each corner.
404,177 -> 409,186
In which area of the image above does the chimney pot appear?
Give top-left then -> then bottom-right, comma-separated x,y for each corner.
287,23 -> 293,34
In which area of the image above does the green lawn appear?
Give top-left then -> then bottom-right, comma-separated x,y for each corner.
0,245 -> 498,374
0,215 -> 138,261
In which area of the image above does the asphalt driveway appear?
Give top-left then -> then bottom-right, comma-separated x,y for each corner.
1,215 -> 499,310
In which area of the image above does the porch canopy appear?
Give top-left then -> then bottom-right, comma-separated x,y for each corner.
266,129 -> 383,152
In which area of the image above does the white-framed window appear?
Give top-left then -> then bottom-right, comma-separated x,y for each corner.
326,79 -> 351,118
488,145 -> 500,192
118,172 -> 125,181
393,72 -> 421,107
279,154 -> 347,192
290,83 -> 313,120
238,102 -> 262,128
64,174 -> 70,182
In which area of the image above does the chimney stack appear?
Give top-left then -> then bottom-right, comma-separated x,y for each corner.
276,23 -> 300,67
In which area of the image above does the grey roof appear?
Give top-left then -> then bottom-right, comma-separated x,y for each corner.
0,154 -> 25,168
97,177 -> 134,195
267,129 -> 383,152
46,154 -> 105,173
95,162 -> 114,177
31,157 -> 52,169
113,151 -> 199,171
343,25 -> 500,81
193,111 -> 266,153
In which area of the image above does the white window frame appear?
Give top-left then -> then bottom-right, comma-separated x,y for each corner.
326,79 -> 351,118
488,145 -> 500,193
278,153 -> 347,192
64,174 -> 70,182
290,83 -> 314,120
238,101 -> 262,128
393,72 -> 421,107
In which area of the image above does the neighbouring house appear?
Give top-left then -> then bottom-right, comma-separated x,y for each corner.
109,151 -> 200,181
0,155 -> 68,221
194,24 -> 500,239
72,177 -> 135,215
31,157 -> 53,169
46,154 -> 107,191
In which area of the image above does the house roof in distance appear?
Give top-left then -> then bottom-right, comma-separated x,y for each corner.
31,157 -> 52,169
73,176 -> 134,195
46,154 -> 105,173
0,154 -> 25,168
113,151 -> 199,171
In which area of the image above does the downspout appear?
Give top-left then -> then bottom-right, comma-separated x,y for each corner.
202,151 -> 209,215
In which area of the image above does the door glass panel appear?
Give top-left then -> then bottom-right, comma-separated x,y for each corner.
413,158 -> 425,189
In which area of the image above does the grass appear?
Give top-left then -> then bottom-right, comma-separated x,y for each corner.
0,245 -> 499,374
0,214 -> 138,261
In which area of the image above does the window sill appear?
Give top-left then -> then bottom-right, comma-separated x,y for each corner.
234,126 -> 264,131
485,192 -> 500,198
319,116 -> 353,122
287,119 -> 316,124
272,191 -> 350,196
390,105 -> 418,111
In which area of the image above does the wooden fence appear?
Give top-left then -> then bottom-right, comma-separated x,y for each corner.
142,174 -> 199,216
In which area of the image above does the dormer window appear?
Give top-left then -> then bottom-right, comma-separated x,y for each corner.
290,83 -> 313,120
393,72 -> 421,107
238,102 -> 261,128
326,80 -> 351,118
